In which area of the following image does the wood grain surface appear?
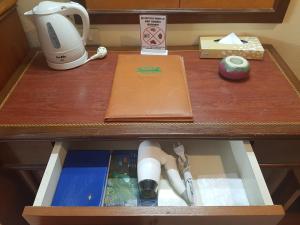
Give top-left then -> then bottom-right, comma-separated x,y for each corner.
180,0 -> 275,9
23,205 -> 284,225
0,46 -> 299,140
86,0 -> 179,10
0,7 -> 29,92
0,0 -> 16,16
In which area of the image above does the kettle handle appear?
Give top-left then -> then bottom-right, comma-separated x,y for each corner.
61,2 -> 90,45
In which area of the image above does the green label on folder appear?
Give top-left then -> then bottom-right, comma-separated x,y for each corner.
136,66 -> 161,75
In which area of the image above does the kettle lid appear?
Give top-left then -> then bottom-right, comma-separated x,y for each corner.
31,1 -> 66,15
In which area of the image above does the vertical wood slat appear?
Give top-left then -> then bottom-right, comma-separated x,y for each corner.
85,0 -> 180,10
0,6 -> 29,91
179,0 -> 275,9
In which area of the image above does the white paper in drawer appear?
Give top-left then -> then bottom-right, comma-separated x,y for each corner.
158,173 -> 249,206
196,174 -> 249,206
158,180 -> 188,206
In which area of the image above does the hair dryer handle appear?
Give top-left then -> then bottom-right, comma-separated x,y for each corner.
164,156 -> 188,203
62,2 -> 90,45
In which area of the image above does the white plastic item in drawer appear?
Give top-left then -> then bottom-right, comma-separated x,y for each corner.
158,141 -> 273,207
23,140 -> 284,225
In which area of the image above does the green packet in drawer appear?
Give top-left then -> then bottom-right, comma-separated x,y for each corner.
104,151 -> 139,206
104,151 -> 157,206
51,150 -> 110,206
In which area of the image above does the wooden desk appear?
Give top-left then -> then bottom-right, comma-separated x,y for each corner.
0,45 -> 299,140
1,45 -> 299,225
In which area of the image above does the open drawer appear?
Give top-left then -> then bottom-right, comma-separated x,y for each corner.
23,140 -> 284,225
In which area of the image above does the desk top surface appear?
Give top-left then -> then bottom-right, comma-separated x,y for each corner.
0,46 -> 300,140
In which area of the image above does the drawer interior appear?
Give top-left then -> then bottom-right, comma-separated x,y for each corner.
33,140 -> 273,207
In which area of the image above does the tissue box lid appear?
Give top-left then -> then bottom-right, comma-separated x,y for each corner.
200,36 -> 264,59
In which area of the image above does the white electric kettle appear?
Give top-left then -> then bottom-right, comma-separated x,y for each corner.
25,1 -> 107,70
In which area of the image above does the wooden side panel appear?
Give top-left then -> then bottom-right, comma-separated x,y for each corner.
0,7 -> 29,91
86,0 -> 179,10
253,140 -> 300,165
23,206 -> 284,225
272,169 -> 300,210
0,170 -> 34,225
0,0 -> 16,15
0,141 -> 52,165
180,0 -> 275,9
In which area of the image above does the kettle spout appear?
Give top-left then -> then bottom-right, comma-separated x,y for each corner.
24,10 -> 33,16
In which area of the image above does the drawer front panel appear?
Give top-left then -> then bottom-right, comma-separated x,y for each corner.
23,206 -> 284,225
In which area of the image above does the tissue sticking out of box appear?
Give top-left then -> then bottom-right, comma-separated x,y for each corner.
218,33 -> 243,45
199,35 -> 264,60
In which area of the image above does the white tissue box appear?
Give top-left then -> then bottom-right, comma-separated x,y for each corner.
199,36 -> 265,60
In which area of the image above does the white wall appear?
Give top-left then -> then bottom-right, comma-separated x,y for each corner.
17,0 -> 300,79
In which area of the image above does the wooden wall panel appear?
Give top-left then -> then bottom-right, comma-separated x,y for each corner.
0,7 -> 29,91
180,0 -> 275,9
0,142 -> 52,165
75,0 -> 290,23
0,0 -> 16,15
86,0 -> 179,10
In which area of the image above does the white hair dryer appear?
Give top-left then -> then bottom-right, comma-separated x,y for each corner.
137,140 -> 189,204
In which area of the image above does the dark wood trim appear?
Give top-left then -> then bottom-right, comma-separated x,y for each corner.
266,44 -> 300,95
0,4 -> 15,21
1,164 -> 46,171
260,163 -> 300,169
18,170 -> 39,194
0,0 -> 16,17
0,123 -> 300,141
74,0 -> 290,24
0,45 -> 300,141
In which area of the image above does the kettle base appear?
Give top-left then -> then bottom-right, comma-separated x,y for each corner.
47,51 -> 88,70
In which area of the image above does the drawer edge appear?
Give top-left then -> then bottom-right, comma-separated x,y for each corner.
23,205 -> 284,225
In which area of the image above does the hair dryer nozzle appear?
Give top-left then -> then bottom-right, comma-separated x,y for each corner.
138,179 -> 158,199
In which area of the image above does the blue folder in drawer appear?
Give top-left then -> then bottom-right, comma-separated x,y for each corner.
52,150 -> 110,206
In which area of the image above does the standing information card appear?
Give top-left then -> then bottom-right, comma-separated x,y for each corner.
140,15 -> 168,55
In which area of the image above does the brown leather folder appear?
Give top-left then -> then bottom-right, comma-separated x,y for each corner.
105,54 -> 193,122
